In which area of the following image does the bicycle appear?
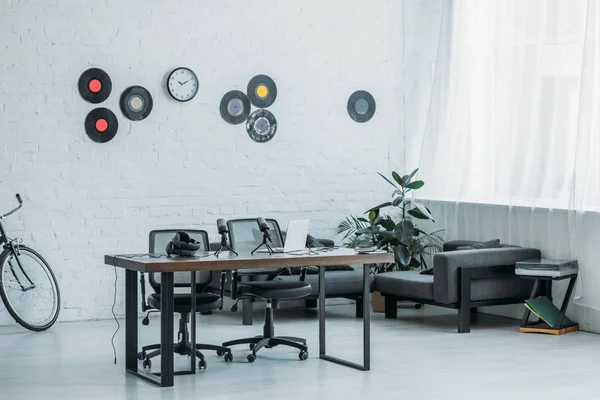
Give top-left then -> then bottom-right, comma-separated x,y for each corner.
0,194 -> 60,331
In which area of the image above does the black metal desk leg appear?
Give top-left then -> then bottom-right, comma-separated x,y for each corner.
318,265 -> 325,356
160,272 -> 175,387
319,263 -> 370,371
125,270 -> 138,373
190,271 -> 196,373
362,263 -> 370,370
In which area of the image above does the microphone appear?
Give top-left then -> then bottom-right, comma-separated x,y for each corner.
217,218 -> 228,235
214,218 -> 238,257
257,217 -> 271,239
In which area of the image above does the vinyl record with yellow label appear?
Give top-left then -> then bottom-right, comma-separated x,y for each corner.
247,75 -> 277,108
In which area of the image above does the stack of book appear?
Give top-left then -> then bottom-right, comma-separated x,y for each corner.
525,296 -> 573,329
515,259 -> 578,277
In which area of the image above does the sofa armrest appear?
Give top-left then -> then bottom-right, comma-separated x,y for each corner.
433,247 -> 541,304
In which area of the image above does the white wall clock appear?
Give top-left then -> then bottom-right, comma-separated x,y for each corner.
166,67 -> 198,102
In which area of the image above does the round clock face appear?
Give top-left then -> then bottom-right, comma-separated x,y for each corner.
167,67 -> 198,102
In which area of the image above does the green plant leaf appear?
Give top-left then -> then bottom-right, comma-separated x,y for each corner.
405,180 -> 424,190
407,168 -> 419,182
380,217 -> 396,231
391,171 -> 404,187
392,196 -> 404,207
412,202 -> 435,222
393,220 -> 415,244
407,208 -> 430,220
379,231 -> 396,239
357,217 -> 369,222
408,257 -> 421,268
378,172 -> 398,189
366,202 -> 392,214
393,190 -> 404,196
356,226 -> 380,235
395,245 -> 411,266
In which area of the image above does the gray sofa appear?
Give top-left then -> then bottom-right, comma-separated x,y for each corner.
209,238 -> 372,325
375,240 -> 540,333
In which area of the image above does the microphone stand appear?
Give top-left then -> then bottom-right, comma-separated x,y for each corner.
251,231 -> 279,255
214,232 -> 238,257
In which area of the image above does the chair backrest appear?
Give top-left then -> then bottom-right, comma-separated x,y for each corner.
227,218 -> 284,253
148,229 -> 211,293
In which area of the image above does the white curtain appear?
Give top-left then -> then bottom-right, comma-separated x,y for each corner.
411,0 -> 600,325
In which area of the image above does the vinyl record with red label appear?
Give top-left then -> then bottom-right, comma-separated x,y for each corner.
78,68 -> 112,104
247,75 -> 277,108
120,86 -> 153,121
220,90 -> 251,124
84,108 -> 118,143
246,109 -> 277,143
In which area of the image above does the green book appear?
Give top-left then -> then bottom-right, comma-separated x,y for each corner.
526,296 -> 574,328
524,303 -> 546,323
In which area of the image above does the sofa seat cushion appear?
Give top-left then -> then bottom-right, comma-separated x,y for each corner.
278,267 -> 374,297
375,270 -> 434,300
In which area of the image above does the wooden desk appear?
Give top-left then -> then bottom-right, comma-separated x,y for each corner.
105,248 -> 393,387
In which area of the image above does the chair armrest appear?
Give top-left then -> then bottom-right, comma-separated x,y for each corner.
433,247 -> 541,304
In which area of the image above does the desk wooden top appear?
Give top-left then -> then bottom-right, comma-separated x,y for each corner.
104,248 -> 394,273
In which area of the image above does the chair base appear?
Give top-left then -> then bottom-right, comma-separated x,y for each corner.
140,313 -> 232,369
223,300 -> 308,362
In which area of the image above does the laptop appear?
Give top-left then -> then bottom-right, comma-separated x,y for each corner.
257,219 -> 310,253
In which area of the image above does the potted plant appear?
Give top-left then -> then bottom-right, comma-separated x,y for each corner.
337,168 -> 444,312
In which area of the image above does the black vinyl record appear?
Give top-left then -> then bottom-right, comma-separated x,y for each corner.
347,90 -> 376,123
78,68 -> 112,104
220,90 -> 251,124
246,109 -> 277,143
247,75 -> 277,108
120,86 -> 153,121
84,108 -> 118,143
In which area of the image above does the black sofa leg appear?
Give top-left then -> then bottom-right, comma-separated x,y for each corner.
384,295 -> 398,319
242,298 -> 253,326
305,299 -> 318,309
355,297 -> 364,319
458,267 -> 471,333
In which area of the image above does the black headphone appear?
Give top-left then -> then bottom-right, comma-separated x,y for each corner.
166,231 -> 201,257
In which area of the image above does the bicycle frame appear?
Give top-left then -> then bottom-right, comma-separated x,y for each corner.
0,198 -> 35,292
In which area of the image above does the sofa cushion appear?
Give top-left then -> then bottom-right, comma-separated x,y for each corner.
375,270 -> 434,300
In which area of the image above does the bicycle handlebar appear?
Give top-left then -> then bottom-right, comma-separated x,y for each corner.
1,194 -> 23,218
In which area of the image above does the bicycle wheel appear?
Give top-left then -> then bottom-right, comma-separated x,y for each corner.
0,246 -> 60,331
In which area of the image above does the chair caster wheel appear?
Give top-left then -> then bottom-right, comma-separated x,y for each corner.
198,360 -> 207,369
249,343 -> 255,350
224,353 -> 233,362
247,354 -> 256,363
143,359 -> 151,369
137,352 -> 146,361
217,350 -> 224,356
299,351 -> 309,361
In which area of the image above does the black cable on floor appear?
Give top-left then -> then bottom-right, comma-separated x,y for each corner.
111,266 -> 119,365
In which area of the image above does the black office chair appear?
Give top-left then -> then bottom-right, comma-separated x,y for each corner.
138,229 -> 233,370
222,219 -> 311,363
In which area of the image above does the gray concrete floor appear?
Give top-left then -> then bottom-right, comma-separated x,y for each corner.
1,304 -> 599,400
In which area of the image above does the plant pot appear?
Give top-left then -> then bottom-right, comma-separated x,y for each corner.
371,291 -> 385,313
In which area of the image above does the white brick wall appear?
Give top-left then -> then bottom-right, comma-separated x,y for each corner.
0,0 -> 406,324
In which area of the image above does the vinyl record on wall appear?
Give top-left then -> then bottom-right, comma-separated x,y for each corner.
347,90 -> 376,123
220,90 -> 251,124
84,108 -> 118,143
78,68 -> 112,104
247,75 -> 277,108
120,86 -> 153,121
246,109 -> 277,143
